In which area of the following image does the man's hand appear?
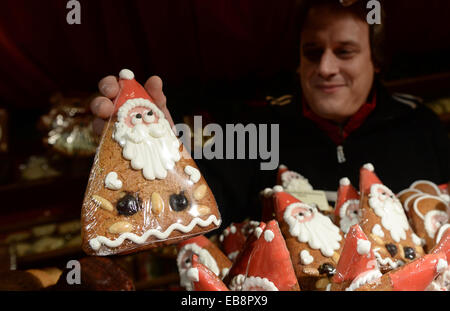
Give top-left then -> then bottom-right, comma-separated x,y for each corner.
90,75 -> 174,135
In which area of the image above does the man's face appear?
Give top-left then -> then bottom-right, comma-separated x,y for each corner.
299,7 -> 375,123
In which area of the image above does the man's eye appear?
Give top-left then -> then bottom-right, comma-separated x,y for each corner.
303,49 -> 323,62
335,49 -> 355,58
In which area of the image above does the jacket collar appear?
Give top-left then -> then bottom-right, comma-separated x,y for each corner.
302,91 -> 377,145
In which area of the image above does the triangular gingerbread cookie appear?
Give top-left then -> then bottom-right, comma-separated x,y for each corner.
358,163 -> 424,273
81,69 -> 221,255
273,188 -> 343,290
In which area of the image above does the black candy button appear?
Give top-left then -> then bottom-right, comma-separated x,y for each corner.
385,243 -> 398,257
170,191 -> 189,212
403,246 -> 416,260
318,263 -> 336,277
116,193 -> 142,216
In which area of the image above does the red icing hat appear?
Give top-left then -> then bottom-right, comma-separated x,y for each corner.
431,227 -> 450,261
276,164 -> 289,185
245,220 -> 299,291
390,252 -> 447,291
272,188 -> 303,221
332,224 -> 377,283
226,222 -> 267,280
221,220 -> 259,260
177,235 -> 210,250
113,69 -> 156,116
335,177 -> 360,216
189,254 -> 229,291
359,163 -> 383,195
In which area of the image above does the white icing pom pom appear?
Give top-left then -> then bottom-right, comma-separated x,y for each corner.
436,259 -> 448,274
264,230 -> 275,242
363,163 -> 374,171
187,268 -> 199,282
273,185 -> 284,192
255,227 -> 263,239
279,164 -> 287,169
356,239 -> 371,255
119,69 -> 135,80
340,177 -> 351,186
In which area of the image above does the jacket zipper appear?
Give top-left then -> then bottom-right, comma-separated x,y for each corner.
337,124 -> 346,163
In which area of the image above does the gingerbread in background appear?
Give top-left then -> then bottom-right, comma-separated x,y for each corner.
358,163 -> 424,273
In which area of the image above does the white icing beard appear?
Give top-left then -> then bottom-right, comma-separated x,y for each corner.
113,112 -> 180,180
369,184 -> 410,243
339,199 -> 361,234
426,266 -> 450,291
283,202 -> 342,257
176,243 -> 220,291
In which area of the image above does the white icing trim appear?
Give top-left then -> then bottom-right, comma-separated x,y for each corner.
363,163 -> 374,171
345,269 -> 382,291
357,239 -> 371,255
221,267 -> 230,279
373,248 -> 404,269
339,177 -> 350,186
184,165 -> 201,184
254,227 -> 263,239
230,225 -> 237,234
177,242 -> 220,277
264,230 -> 275,242
242,276 -> 279,291
403,193 -> 424,212
300,250 -> 314,265
396,188 -> 420,198
413,194 -> 447,220
436,224 -> 450,244
187,267 -> 199,282
411,233 -> 425,246
436,259 -> 448,274
372,224 -> 385,238
410,180 -> 441,196
89,215 -> 221,251
104,171 -> 123,190
273,185 -> 284,193
229,274 -> 245,291
424,210 -> 448,239
119,69 -> 135,80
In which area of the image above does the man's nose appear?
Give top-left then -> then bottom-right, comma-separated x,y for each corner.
318,50 -> 339,79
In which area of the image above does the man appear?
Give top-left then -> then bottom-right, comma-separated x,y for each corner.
90,0 -> 449,227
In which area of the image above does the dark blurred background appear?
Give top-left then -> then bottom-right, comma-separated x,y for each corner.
0,0 -> 449,290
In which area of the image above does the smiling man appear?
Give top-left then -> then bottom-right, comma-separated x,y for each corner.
89,0 -> 449,227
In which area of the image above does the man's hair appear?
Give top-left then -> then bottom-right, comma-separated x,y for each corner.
295,0 -> 386,72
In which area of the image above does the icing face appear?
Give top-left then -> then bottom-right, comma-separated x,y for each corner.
113,98 -> 181,180
176,243 -> 220,291
283,202 -> 342,257
424,210 -> 449,239
339,199 -> 361,234
369,184 -> 410,243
